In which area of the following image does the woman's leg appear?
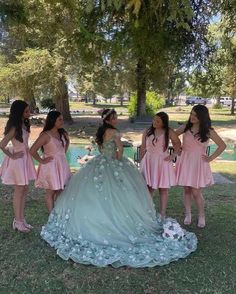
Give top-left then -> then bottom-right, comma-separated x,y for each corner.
53,190 -> 62,202
20,185 -> 28,219
20,185 -> 33,229
13,185 -> 30,232
45,189 -> 56,213
183,186 -> 192,225
159,188 -> 168,218
192,187 -> 205,228
13,185 -> 26,221
147,186 -> 154,196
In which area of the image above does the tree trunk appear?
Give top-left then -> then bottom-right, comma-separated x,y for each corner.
120,95 -> 124,106
92,91 -> 96,105
230,79 -> 236,115
85,93 -> 88,103
231,97 -> 235,115
136,58 -> 146,117
54,76 -> 73,123
6,95 -> 10,104
22,87 -> 36,113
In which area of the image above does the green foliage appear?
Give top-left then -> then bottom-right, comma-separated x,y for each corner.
212,103 -> 223,109
40,98 -> 55,110
128,91 -> 164,117
186,20 -> 236,116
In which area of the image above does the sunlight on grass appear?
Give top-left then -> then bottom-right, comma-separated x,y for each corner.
211,161 -> 236,182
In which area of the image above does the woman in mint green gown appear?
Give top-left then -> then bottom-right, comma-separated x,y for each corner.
41,109 -> 197,267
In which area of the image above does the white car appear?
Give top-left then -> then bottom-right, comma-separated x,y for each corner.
185,96 -> 206,105
219,97 -> 232,107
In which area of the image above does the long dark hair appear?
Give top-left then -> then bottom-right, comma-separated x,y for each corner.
42,111 -> 68,149
4,100 -> 30,142
146,112 -> 169,151
95,109 -> 117,146
184,105 -> 212,142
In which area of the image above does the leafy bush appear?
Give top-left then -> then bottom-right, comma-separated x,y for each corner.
128,91 -> 165,117
212,103 -> 223,109
40,98 -> 55,110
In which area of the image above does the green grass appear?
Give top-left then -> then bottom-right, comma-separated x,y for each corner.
69,102 -> 129,114
0,105 -> 236,293
211,161 -> 236,182
163,106 -> 236,129
63,104 -> 236,144
0,177 -> 235,293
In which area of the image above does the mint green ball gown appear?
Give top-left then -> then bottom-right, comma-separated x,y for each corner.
41,136 -> 197,267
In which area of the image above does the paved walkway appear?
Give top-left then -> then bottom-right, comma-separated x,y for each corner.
213,172 -> 234,184
219,129 -> 236,144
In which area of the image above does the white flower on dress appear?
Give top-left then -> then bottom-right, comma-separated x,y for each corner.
114,171 -> 119,177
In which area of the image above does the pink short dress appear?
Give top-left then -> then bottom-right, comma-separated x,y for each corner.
176,130 -> 214,188
140,134 -> 176,189
35,132 -> 71,190
0,128 -> 36,185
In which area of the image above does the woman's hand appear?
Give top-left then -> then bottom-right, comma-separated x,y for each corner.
201,154 -> 211,162
11,151 -> 24,159
41,156 -> 54,164
164,153 -> 176,162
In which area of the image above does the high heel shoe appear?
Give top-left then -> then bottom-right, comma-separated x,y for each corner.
184,213 -> 192,225
23,219 -> 33,230
197,215 -> 206,228
12,219 -> 31,233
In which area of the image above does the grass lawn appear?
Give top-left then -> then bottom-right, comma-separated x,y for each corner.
69,102 -> 129,115
163,106 -> 236,129
0,104 -> 235,293
0,162 -> 235,294
211,161 -> 236,182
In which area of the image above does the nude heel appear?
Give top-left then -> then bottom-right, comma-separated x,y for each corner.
197,215 -> 206,228
184,213 -> 192,225
13,219 -> 31,233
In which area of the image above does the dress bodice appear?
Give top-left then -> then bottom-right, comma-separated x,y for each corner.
145,134 -> 169,155
43,133 -> 66,157
11,128 -> 29,152
99,139 -> 117,159
182,130 -> 209,154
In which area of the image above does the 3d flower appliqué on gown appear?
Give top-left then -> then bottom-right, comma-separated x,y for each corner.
41,137 -> 197,267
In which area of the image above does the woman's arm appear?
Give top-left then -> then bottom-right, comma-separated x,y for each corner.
204,129 -> 226,162
140,129 -> 147,160
164,129 -> 182,161
175,124 -> 186,136
169,128 -> 181,155
114,133 -> 123,160
64,132 -> 70,153
0,128 -> 24,159
30,133 -> 53,164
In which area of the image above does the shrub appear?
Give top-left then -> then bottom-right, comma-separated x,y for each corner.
40,98 -> 55,110
212,103 -> 223,109
128,91 -> 165,117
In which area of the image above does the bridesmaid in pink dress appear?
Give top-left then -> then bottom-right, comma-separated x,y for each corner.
30,111 -> 71,213
176,105 -> 226,228
0,100 -> 36,233
140,112 -> 181,218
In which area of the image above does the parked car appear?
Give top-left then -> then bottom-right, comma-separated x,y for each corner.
219,96 -> 232,107
185,96 -> 206,105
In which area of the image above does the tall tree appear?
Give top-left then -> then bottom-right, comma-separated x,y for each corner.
80,0 -> 214,116
0,0 -> 80,122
